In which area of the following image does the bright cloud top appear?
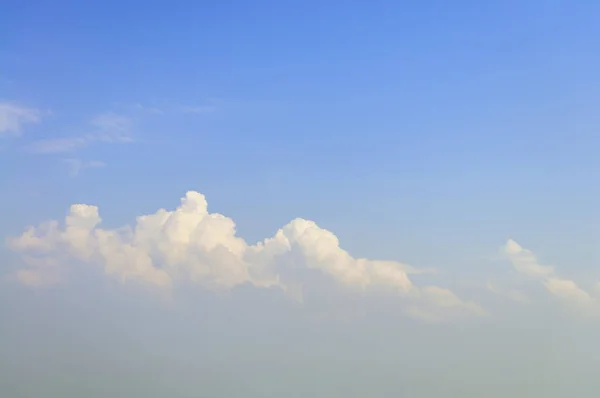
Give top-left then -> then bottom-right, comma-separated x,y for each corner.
502,239 -> 596,310
7,191 -> 485,322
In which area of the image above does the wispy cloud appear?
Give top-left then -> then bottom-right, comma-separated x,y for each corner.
28,112 -> 134,154
28,136 -> 91,154
23,99 -> 221,174
90,112 -> 134,142
63,158 -> 106,177
116,100 -> 220,116
125,102 -> 164,115
0,102 -> 43,137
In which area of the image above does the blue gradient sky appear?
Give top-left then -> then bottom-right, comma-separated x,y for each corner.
2,1 -> 600,396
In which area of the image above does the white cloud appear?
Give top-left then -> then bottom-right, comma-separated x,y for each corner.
6,191 -> 484,322
502,239 -> 554,278
28,112 -> 133,154
544,278 -> 593,305
121,102 -> 164,115
502,239 -> 597,310
0,102 -> 42,136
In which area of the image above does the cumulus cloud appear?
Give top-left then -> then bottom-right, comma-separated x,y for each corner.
0,102 -> 42,136
544,278 -> 593,305
501,239 -> 596,310
28,112 -> 133,154
503,239 -> 554,278
6,191 -> 484,322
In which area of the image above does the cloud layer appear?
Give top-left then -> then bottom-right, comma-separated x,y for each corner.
7,191 -> 485,322
8,191 -> 597,322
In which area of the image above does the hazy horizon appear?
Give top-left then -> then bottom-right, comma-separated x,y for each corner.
2,1 -> 600,396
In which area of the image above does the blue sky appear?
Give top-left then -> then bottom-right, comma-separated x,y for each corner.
2,1 -> 600,396
2,1 -> 598,263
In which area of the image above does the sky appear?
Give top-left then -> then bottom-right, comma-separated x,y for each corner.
1,0 -> 600,396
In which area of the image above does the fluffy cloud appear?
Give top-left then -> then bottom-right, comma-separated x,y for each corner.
502,239 -> 596,310
6,191 -> 485,322
503,239 -> 554,278
0,102 -> 42,136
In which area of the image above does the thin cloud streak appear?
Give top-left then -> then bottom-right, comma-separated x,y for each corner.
0,102 -> 43,136
63,158 -> 106,177
27,112 -> 134,154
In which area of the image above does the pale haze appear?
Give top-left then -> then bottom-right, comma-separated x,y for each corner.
2,1 -> 600,397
